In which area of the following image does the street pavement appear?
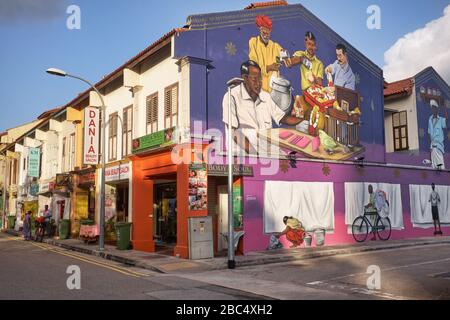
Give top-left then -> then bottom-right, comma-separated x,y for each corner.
1,232 -> 449,300
179,243 -> 450,300
0,233 -> 269,300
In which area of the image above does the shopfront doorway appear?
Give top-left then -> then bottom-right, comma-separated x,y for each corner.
153,181 -> 177,254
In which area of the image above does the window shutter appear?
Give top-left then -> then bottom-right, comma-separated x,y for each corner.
171,86 -> 178,116
165,89 -> 171,119
152,95 -> 158,123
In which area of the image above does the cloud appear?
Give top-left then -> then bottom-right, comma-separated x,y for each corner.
0,0 -> 67,23
383,5 -> 450,83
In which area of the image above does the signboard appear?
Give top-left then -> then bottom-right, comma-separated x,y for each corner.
56,173 -> 72,190
78,170 -> 96,185
188,163 -> 208,211
233,182 -> 242,228
29,183 -> 39,196
132,127 -> 176,154
207,164 -> 254,177
105,163 -> 130,182
28,148 -> 40,178
84,107 -> 100,165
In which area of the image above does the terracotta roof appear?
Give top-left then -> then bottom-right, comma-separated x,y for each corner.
37,106 -> 64,120
61,28 -> 186,110
244,0 -> 288,10
384,78 -> 414,99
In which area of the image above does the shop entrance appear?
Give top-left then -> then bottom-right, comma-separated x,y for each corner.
153,181 -> 177,255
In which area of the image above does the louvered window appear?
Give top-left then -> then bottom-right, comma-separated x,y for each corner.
122,106 -> 133,157
164,84 -> 178,129
108,113 -> 118,161
146,93 -> 158,134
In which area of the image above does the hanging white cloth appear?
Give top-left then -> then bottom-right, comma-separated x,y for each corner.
264,181 -> 334,233
409,184 -> 450,228
345,182 -> 404,232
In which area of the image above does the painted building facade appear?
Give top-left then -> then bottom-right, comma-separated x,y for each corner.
2,1 -> 449,259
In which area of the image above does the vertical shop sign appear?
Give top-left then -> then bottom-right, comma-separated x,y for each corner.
84,107 -> 99,165
28,148 -> 40,178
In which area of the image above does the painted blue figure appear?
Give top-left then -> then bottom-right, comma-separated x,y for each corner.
428,99 -> 448,169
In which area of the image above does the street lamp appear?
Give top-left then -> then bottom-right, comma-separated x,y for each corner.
226,77 -> 243,270
46,68 -> 107,251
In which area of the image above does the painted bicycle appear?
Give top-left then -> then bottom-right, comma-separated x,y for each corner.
352,209 -> 391,242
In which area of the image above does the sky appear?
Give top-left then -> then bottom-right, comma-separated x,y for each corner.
0,0 -> 449,132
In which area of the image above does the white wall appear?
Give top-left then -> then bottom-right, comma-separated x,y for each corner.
40,131 -> 59,180
384,85 -> 419,153
137,54 -> 181,139
103,85 -> 134,164
56,120 -> 76,174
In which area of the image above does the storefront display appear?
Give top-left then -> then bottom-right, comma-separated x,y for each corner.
188,164 -> 208,211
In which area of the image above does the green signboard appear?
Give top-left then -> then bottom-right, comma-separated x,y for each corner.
132,127 -> 176,154
28,148 -> 40,178
233,185 -> 242,228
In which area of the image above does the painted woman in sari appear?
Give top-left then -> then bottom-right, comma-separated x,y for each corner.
276,216 -> 305,248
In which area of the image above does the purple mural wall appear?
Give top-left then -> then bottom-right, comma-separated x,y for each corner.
242,160 -> 450,253
175,3 -> 386,163
173,3 -> 450,253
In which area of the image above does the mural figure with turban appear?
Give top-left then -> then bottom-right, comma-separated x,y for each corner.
428,99 -> 448,169
248,15 -> 286,93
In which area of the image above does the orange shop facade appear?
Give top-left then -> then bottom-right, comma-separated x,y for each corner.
129,129 -> 247,259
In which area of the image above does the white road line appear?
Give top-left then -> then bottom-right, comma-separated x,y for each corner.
307,257 -> 450,284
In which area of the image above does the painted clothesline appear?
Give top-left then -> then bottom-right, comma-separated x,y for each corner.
410,184 -> 450,228
344,182 -> 404,232
264,181 -> 334,233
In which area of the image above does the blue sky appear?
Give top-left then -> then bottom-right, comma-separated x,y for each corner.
0,0 -> 449,131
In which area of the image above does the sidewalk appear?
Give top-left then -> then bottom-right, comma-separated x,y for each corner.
3,228 -> 450,274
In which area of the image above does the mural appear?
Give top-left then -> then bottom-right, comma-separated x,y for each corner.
174,4 -> 385,162
221,15 -> 366,161
409,184 -> 450,230
415,70 -> 450,169
426,99 -> 448,169
345,182 -> 404,232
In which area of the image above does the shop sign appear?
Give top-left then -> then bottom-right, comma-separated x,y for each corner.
28,148 -> 40,178
132,127 -> 176,154
39,180 -> 55,194
78,171 -> 95,185
105,163 -> 130,182
207,164 -> 254,177
83,107 -> 100,165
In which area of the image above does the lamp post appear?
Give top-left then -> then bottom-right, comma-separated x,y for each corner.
225,77 -> 243,270
46,68 -> 107,251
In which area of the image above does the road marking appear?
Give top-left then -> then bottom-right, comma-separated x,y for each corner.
307,257 -> 450,285
4,235 -> 150,278
28,241 -> 142,278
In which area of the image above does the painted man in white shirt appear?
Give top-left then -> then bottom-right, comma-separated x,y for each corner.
222,60 -> 302,155
428,99 -> 448,169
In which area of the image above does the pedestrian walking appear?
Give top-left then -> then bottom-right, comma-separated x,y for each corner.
23,211 -> 32,241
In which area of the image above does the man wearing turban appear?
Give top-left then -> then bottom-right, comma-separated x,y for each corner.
249,15 -> 285,93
